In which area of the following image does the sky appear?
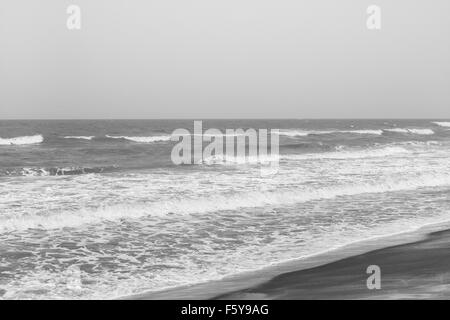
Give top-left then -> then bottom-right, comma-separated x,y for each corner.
0,0 -> 449,119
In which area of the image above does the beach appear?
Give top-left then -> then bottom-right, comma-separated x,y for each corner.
2,119 -> 450,299
131,222 -> 450,300
217,228 -> 450,299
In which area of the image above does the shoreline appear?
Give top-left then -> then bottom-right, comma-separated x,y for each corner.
124,219 -> 450,300
217,225 -> 450,299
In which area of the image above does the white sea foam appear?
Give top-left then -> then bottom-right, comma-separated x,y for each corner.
278,129 -> 383,137
106,135 -> 172,143
283,146 -> 409,160
201,146 -> 409,165
3,166 -> 112,177
384,128 -> 434,135
0,134 -> 43,145
277,130 -> 310,137
432,122 -> 450,127
350,130 -> 384,135
202,154 -> 280,165
2,171 -> 450,232
280,128 -> 435,137
63,136 -> 95,140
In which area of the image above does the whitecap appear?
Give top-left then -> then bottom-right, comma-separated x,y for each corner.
106,135 -> 172,143
0,135 -> 43,145
432,122 -> 450,127
63,136 -> 95,140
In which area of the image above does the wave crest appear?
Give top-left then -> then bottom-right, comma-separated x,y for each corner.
278,129 -> 383,137
201,146 -> 409,165
106,135 -> 172,143
433,122 -> 450,127
280,128 -> 435,137
0,135 -> 43,145
384,128 -> 434,135
63,136 -> 95,140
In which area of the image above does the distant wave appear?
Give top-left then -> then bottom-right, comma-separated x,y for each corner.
433,122 -> 450,128
343,129 -> 384,135
279,128 -> 435,137
0,134 -> 43,146
3,172 -> 450,231
384,128 -> 434,135
201,146 -> 409,165
64,136 -> 95,140
283,146 -> 409,160
202,154 -> 280,165
278,129 -> 383,137
1,166 -> 116,177
105,135 -> 172,143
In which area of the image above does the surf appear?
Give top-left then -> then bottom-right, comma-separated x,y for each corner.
0,166 -> 117,177
3,171 -> 450,232
105,135 -> 172,143
433,122 -> 450,127
63,136 -> 95,140
0,134 -> 44,145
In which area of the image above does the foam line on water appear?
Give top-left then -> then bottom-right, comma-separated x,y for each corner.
2,172 -> 450,232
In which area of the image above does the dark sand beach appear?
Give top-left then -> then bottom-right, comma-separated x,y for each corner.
215,229 -> 450,299
128,223 -> 450,300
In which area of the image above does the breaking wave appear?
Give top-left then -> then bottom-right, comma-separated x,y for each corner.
63,136 -> 95,140
201,154 -> 280,165
0,135 -> 43,146
283,146 -> 409,160
433,122 -> 450,127
278,129 -> 384,137
279,128 -> 437,137
0,166 -> 116,177
2,172 -> 450,232
105,135 -> 172,143
201,146 -> 409,165
384,128 -> 434,135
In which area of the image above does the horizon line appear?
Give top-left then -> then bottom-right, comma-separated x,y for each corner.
1,118 -> 450,121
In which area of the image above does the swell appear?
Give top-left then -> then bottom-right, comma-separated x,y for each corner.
1,127 -> 444,146
3,172 -> 450,232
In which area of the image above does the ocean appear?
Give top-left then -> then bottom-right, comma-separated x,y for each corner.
1,119 -> 450,299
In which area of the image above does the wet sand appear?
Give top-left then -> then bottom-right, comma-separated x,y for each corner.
126,221 -> 450,300
216,229 -> 450,299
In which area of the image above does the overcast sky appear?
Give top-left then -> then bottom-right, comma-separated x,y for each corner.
0,0 -> 449,119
